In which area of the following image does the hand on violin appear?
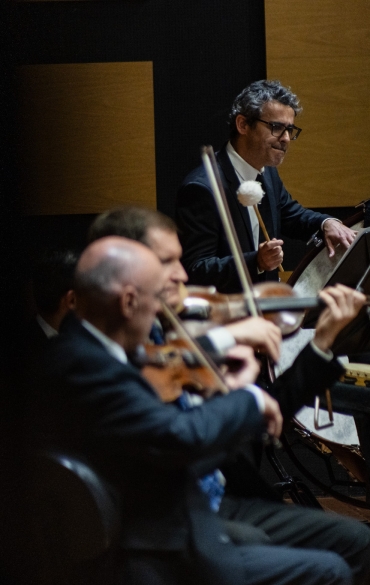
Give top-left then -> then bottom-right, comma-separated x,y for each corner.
314,284 -> 366,351
257,239 -> 284,272
223,345 -> 260,390
323,220 -> 357,258
225,317 -> 282,363
260,391 -> 283,439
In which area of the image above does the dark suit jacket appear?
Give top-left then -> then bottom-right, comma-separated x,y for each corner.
219,342 -> 345,500
196,330 -> 344,421
23,316 -> 49,354
28,314 -> 263,553
26,315 -> 348,585
19,316 -> 51,383
176,144 -> 330,292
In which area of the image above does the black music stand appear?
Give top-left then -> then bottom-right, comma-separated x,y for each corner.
303,227 -> 370,355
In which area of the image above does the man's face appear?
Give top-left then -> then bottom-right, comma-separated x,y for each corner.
145,227 -> 188,308
237,100 -> 296,170
129,258 -> 166,349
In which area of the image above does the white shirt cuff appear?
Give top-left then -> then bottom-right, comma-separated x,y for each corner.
320,217 -> 342,231
206,326 -> 236,354
310,339 -> 333,361
244,384 -> 265,413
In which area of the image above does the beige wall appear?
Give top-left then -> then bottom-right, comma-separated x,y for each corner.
17,62 -> 156,215
265,0 -> 370,208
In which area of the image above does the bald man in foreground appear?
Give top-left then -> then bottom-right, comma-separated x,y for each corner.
29,237 -> 370,585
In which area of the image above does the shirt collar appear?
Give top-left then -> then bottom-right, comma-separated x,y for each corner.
36,314 -> 58,339
81,319 -> 128,364
226,141 -> 264,182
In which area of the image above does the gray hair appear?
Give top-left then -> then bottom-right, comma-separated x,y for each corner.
229,80 -> 302,138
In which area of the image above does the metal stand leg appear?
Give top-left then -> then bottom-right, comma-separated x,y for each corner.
265,443 -> 323,509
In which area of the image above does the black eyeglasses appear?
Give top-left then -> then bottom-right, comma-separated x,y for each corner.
256,118 -> 302,140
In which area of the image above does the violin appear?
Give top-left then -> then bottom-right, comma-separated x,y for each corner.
179,283 -> 324,338
132,338 -> 243,402
128,301 -> 245,402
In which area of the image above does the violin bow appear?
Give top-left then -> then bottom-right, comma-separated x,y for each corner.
201,145 -> 260,318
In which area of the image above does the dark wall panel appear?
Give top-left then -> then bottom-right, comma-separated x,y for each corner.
14,0 -> 266,221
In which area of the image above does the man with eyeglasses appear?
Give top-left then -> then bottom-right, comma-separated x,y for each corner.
176,80 -> 356,293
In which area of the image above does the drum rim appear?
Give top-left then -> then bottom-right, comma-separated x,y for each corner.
287,209 -> 364,287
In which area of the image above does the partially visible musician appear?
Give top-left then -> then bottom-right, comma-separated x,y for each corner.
25,249 -> 78,340
176,79 -> 356,293
21,248 -> 78,376
7,249 -> 78,583
86,205 -> 370,585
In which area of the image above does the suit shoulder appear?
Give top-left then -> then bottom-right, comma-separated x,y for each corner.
42,320 -> 140,382
179,163 -> 209,190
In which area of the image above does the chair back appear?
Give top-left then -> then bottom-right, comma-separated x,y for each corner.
27,450 -> 121,584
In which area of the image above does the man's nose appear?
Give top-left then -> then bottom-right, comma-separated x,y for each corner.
174,261 -> 188,283
280,129 -> 291,142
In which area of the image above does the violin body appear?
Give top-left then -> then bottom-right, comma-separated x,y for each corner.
253,282 -> 306,337
133,339 -> 230,403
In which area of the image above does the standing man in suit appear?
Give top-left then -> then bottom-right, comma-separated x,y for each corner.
176,80 -> 356,293
29,235 -> 370,585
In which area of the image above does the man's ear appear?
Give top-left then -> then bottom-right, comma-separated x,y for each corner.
119,284 -> 138,318
235,114 -> 249,135
65,289 -> 76,310
59,289 -> 76,314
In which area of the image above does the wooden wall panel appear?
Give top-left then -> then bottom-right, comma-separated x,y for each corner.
17,62 -> 156,215
265,1 -> 370,208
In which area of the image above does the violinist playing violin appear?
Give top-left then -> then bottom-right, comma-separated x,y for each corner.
176,80 -> 357,293
88,206 -> 282,363
28,234 -> 370,585
85,205 -> 370,585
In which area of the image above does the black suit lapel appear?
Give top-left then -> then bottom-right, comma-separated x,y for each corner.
258,170 -> 276,238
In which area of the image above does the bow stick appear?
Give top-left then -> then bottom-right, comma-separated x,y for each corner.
201,145 -> 334,431
201,146 -> 260,318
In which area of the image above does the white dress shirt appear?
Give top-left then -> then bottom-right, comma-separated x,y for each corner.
36,314 -> 58,339
82,319 -> 128,364
226,141 -> 264,251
